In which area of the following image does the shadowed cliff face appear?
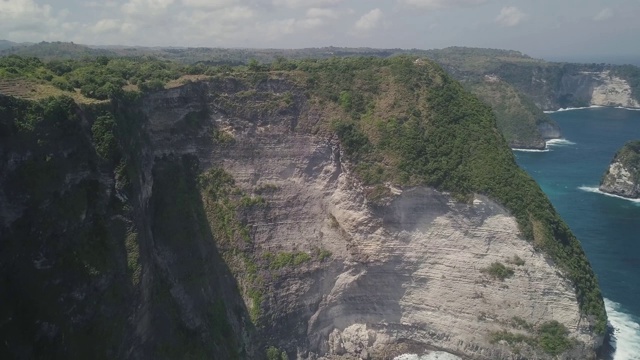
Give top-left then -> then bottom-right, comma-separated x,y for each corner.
0,95 -> 256,360
1,58 -> 606,360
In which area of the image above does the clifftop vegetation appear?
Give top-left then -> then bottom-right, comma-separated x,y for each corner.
611,140 -> 640,181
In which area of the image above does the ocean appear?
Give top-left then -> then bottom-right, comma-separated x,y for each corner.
515,107 -> 640,360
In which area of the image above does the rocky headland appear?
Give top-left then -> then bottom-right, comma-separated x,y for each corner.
600,140 -> 640,199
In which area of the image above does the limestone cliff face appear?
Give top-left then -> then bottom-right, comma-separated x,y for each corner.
506,68 -> 640,111
600,141 -> 640,199
141,79 -> 603,359
590,71 -> 640,108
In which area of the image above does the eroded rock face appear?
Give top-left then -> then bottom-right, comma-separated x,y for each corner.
600,142 -> 640,199
591,71 -> 640,108
141,80 -> 603,359
499,68 -> 639,111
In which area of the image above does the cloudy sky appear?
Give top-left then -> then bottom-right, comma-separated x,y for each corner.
1,0 -> 639,60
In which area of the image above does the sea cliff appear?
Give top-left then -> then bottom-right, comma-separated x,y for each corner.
0,57 -> 606,359
600,140 -> 640,199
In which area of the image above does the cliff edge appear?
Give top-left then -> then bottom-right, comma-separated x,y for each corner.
600,140 -> 640,198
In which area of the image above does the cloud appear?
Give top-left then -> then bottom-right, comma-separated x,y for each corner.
0,0 -> 72,41
122,0 -> 175,16
306,7 -> 339,18
272,0 -> 342,8
354,8 -> 383,32
593,8 -> 614,21
181,0 -> 240,9
495,6 -> 525,27
398,0 -> 488,11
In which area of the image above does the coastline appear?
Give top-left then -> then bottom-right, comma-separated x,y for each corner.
544,105 -> 640,114
578,186 -> 640,203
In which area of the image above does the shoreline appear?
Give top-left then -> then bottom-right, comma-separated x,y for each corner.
578,186 -> 640,203
544,105 -> 640,114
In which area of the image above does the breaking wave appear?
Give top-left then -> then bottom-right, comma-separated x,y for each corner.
546,138 -> 576,146
544,105 -> 603,113
511,148 -> 551,153
395,352 -> 462,360
605,298 -> 640,360
615,106 -> 640,111
578,186 -> 640,204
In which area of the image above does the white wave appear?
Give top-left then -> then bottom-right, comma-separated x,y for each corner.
614,106 -> 640,111
544,105 -> 603,113
512,148 -> 551,153
605,298 -> 640,360
578,186 -> 640,203
546,138 -> 576,146
395,352 -> 462,360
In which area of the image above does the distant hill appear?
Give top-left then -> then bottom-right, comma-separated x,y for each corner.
2,42 -> 639,147
0,40 -> 19,51
0,41 -> 116,60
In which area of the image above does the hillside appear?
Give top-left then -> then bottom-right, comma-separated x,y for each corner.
469,78 -> 559,149
0,56 -> 606,359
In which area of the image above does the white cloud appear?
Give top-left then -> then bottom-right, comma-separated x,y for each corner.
398,0 -> 488,11
306,7 -> 339,18
181,0 -> 240,9
0,0 -> 71,41
495,6 -> 525,27
90,18 -> 123,33
122,0 -> 175,16
272,0 -> 342,8
593,8 -> 614,21
354,8 -> 383,32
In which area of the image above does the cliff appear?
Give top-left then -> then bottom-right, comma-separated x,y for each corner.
0,57 -> 606,359
470,77 -> 559,149
422,48 -> 640,111
599,140 -> 640,198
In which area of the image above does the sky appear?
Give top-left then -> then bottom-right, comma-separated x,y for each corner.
1,0 -> 639,60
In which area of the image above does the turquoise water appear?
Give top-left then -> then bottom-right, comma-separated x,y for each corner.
515,107 -> 640,359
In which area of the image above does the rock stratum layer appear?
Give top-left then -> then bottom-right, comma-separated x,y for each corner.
600,140 -> 640,199
1,57 -> 605,359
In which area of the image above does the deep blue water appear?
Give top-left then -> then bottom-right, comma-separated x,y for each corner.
514,107 -> 640,359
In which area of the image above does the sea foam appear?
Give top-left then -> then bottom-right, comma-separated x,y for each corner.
394,352 -> 462,360
578,186 -> 640,204
544,105 -> 603,113
512,148 -> 551,153
546,138 -> 576,146
605,298 -> 640,360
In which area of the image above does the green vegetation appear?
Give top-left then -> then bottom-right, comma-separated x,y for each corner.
314,247 -> 333,262
266,346 -> 288,360
490,320 -> 574,355
469,80 -> 552,148
482,262 -> 515,280
509,255 -> 526,266
510,316 -> 534,331
254,183 -> 280,194
264,251 -> 312,270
